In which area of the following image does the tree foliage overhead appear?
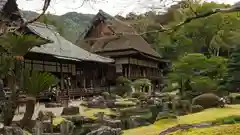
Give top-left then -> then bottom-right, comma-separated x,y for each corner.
124,2 -> 240,60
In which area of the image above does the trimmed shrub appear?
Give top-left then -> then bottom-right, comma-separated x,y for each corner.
191,105 -> 204,113
102,92 -> 110,99
192,93 -> 220,109
132,92 -> 145,99
175,100 -> 191,113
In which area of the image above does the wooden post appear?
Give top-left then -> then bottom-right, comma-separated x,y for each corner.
60,63 -> 64,89
32,120 -> 43,135
128,57 -> 131,78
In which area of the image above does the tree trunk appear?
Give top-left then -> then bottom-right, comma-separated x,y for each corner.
20,97 -> 36,129
3,76 -> 17,126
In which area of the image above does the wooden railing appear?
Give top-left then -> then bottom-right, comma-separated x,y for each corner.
57,87 -> 107,101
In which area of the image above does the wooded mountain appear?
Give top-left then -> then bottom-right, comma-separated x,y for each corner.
22,11 -> 94,43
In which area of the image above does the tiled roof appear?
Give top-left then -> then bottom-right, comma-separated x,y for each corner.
28,22 -> 114,63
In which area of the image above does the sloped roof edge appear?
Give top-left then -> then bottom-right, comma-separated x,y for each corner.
28,22 -> 114,63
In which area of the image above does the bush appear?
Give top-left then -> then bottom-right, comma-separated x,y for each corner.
192,93 -> 220,109
191,105 -> 204,113
102,92 -> 110,99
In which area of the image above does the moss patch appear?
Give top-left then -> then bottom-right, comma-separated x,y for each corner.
52,117 -> 65,126
80,106 -> 116,120
123,105 -> 240,135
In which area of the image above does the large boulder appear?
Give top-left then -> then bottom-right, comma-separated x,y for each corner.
61,106 -> 79,115
86,126 -> 122,135
45,102 -> 62,108
87,96 -> 107,108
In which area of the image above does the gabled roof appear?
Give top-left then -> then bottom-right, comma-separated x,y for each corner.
79,10 -> 161,59
29,22 -> 114,63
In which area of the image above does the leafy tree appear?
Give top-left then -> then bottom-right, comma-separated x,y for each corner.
167,53 -> 208,94
132,78 -> 151,92
167,53 -> 227,95
190,76 -> 217,93
227,46 -> 240,92
115,76 -> 132,96
129,2 -> 240,60
20,69 -> 58,128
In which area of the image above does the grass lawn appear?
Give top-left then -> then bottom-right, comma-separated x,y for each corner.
123,105 -> 240,135
168,124 -> 240,135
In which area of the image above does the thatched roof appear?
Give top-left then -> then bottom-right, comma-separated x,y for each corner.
0,0 -> 8,11
79,10 -> 161,59
29,22 -> 114,63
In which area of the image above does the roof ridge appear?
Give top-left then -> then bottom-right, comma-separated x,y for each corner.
98,9 -> 135,31
30,22 -> 57,31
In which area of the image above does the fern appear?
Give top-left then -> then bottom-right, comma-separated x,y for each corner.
0,33 -> 43,56
22,69 -> 58,96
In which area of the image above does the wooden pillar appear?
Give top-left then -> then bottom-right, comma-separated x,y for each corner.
60,63 -> 64,89
83,69 -> 86,88
128,57 -> 131,78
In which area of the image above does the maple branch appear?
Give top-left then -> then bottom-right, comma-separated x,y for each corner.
81,2 -> 240,41
22,0 -> 51,26
130,4 -> 240,35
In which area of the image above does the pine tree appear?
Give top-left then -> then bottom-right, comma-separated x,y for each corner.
227,47 -> 240,92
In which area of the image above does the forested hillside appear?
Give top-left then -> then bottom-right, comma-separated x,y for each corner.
22,11 -> 94,43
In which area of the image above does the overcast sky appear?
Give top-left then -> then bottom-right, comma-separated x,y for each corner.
17,0 -> 239,16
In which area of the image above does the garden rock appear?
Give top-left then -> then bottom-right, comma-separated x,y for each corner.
106,100 -> 116,108
3,126 -> 29,135
61,106 -> 79,115
64,115 -> 95,123
38,110 -> 55,121
104,119 -> 122,128
86,126 -> 122,135
87,96 -> 106,108
45,102 -> 62,108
